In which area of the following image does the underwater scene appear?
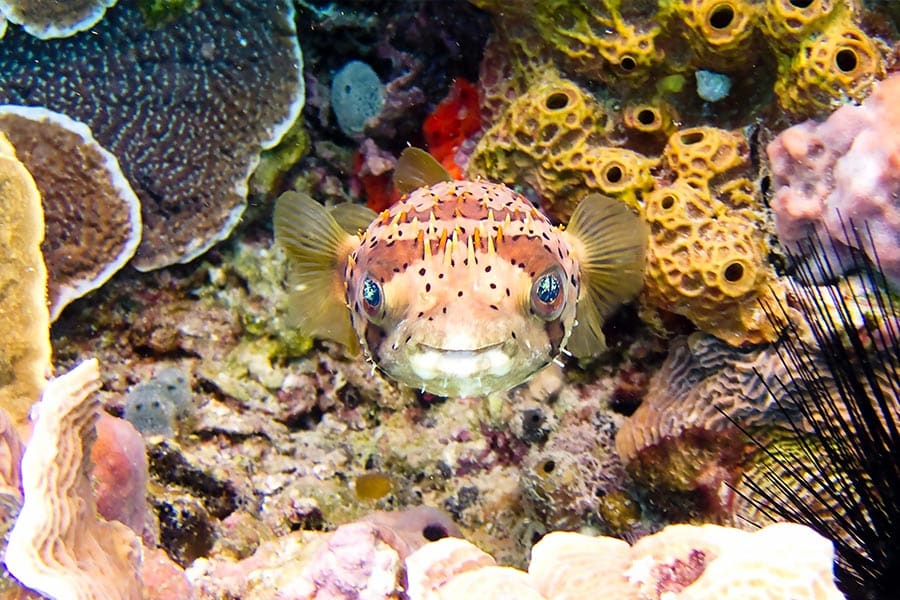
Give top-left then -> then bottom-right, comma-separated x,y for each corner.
0,0 -> 899,598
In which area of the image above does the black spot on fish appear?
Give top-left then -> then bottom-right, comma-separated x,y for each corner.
490,283 -> 497,289
484,265 -> 492,273
425,283 -> 432,293
457,290 -> 464,297
419,268 -> 426,276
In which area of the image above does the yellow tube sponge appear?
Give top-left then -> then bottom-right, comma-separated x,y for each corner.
660,0 -> 762,66
0,131 -> 50,427
662,126 -> 750,188
642,180 -> 786,346
775,19 -> 885,116
761,0 -> 840,49
532,0 -> 663,83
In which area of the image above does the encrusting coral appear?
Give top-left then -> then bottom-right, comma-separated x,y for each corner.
404,522 -> 844,599
768,71 -> 900,289
0,131 -> 50,428
0,0 -> 116,39
0,105 -> 142,321
5,359 -> 142,600
0,0 -> 304,270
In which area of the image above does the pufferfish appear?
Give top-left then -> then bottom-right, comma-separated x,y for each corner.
274,149 -> 646,398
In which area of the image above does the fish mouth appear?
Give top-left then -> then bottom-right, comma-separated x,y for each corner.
416,341 -> 507,358
408,340 -> 515,380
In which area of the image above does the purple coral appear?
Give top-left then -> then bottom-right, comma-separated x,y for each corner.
767,73 -> 900,288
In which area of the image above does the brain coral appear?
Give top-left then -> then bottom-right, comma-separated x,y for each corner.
466,67 -> 656,221
615,333 -> 809,497
642,126 -> 787,346
0,0 -> 304,270
0,105 -> 141,320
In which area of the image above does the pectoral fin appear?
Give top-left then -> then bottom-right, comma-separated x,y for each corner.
274,191 -> 361,353
562,194 -> 647,359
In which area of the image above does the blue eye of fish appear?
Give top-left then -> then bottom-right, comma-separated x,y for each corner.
362,277 -> 382,312
363,277 -> 381,308
535,272 -> 561,303
531,267 -> 566,320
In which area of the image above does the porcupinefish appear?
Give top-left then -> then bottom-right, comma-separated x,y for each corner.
274,148 -> 646,397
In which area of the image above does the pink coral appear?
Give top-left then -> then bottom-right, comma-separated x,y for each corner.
91,412 -> 155,544
767,72 -> 900,287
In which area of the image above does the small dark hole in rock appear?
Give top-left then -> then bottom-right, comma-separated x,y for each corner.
423,524 -> 449,541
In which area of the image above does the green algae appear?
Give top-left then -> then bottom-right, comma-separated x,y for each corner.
138,0 -> 201,27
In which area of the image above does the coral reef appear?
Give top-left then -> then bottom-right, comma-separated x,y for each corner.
0,105 -> 142,320
0,0 -> 304,270
768,71 -> 900,289
6,360 -> 142,600
405,522 -> 844,599
471,0 -> 888,118
0,131 -> 49,427
0,0 -> 116,39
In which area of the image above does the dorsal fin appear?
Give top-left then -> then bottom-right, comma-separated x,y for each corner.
273,191 -> 361,354
561,194 -> 647,359
394,147 -> 452,194
330,202 -> 377,235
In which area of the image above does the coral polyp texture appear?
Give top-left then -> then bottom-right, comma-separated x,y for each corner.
0,105 -> 141,321
0,131 -> 50,427
0,0 -> 304,270
642,127 -> 787,346
0,0 -> 116,39
404,523 -> 844,599
768,71 -> 900,289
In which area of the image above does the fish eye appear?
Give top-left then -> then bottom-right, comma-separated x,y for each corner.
530,266 -> 566,321
361,277 -> 383,319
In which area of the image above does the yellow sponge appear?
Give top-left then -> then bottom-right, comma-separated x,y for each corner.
775,19 -> 885,116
